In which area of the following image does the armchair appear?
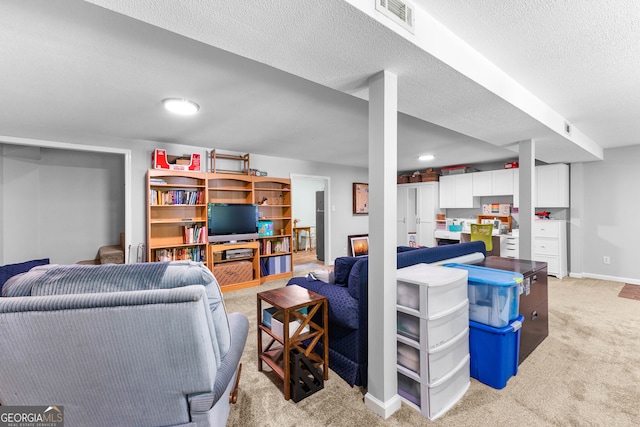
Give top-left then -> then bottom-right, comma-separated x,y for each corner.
0,261 -> 248,427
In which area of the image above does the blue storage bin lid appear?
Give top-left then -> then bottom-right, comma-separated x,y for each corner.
443,263 -> 523,287
470,314 -> 524,334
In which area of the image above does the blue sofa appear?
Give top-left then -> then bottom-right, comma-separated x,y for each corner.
286,241 -> 486,387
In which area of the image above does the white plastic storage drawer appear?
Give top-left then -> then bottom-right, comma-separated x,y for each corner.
397,299 -> 469,350
397,328 -> 469,384
397,264 -> 468,317
397,355 -> 470,420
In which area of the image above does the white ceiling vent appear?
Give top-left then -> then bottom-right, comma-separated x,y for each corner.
376,0 -> 415,34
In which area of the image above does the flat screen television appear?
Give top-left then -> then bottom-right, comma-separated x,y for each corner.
208,203 -> 259,243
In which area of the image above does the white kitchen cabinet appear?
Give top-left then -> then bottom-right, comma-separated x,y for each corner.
440,174 -> 479,209
398,182 -> 440,247
492,169 -> 514,195
536,164 -> 569,208
472,169 -> 513,197
472,171 -> 492,196
533,220 -> 567,278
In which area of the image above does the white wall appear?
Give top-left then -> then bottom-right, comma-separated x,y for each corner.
291,177 -> 325,228
1,144 -> 124,264
571,145 -> 640,283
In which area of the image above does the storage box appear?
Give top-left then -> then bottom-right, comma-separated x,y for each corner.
212,260 -> 253,287
504,161 -> 519,169
258,220 -> 274,237
262,307 -> 309,339
398,355 -> 470,420
397,328 -> 469,384
397,299 -> 469,350
421,168 -> 440,182
440,165 -> 468,175
444,264 -> 523,328
397,264 -> 468,316
469,315 -> 523,389
152,149 -> 201,171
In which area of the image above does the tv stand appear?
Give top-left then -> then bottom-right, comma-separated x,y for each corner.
207,241 -> 260,292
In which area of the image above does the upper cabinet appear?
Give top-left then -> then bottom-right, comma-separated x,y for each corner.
439,174 -> 479,209
439,164 -> 568,210
472,169 -> 514,197
536,164 -> 569,208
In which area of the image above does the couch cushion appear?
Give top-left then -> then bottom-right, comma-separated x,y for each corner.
0,258 -> 50,295
334,257 -> 360,285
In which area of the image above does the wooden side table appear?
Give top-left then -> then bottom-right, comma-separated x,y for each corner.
257,284 -> 328,400
293,226 -> 312,252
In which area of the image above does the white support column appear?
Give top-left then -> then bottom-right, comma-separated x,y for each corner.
364,70 -> 401,419
519,140 -> 535,260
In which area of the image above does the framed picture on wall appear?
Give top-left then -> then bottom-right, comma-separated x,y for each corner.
353,182 -> 368,215
349,235 -> 369,257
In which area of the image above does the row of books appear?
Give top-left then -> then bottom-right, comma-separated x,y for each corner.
150,189 -> 204,206
260,238 -> 290,255
154,246 -> 205,262
183,224 -> 206,244
260,255 -> 291,276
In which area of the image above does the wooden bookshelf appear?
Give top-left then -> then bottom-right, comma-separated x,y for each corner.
254,176 -> 294,283
146,169 -> 208,263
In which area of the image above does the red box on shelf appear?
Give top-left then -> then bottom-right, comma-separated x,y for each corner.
504,162 -> 519,169
153,149 -> 201,171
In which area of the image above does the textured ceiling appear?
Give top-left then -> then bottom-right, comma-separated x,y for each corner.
3,0 -> 638,172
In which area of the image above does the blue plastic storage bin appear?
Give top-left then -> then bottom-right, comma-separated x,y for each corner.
469,315 -> 523,389
444,263 -> 523,327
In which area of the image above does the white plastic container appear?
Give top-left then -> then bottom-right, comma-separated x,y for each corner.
397,264 -> 468,316
397,299 -> 469,351
398,327 -> 469,384
398,355 -> 471,420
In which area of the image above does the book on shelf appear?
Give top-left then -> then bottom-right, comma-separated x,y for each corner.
150,189 -> 203,206
154,246 -> 204,262
182,224 -> 206,244
263,255 -> 291,276
260,237 -> 290,255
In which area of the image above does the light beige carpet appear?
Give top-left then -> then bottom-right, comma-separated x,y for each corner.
223,274 -> 640,426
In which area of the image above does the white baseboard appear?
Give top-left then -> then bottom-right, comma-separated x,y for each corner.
364,392 -> 401,419
569,272 -> 640,285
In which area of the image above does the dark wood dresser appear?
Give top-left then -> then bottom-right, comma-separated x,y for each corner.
478,256 -> 549,364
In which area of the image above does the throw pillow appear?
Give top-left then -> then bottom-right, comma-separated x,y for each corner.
311,269 -> 335,284
333,257 -> 359,285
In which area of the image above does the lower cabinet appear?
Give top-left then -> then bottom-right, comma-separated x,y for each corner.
500,235 -> 519,258
533,220 -> 567,278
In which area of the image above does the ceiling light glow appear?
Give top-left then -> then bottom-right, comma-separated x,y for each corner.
162,98 -> 200,115
418,154 -> 435,161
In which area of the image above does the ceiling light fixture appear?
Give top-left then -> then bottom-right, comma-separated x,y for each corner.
418,154 -> 435,161
162,98 -> 200,115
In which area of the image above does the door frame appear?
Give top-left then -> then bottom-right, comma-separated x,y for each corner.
290,173 -> 331,265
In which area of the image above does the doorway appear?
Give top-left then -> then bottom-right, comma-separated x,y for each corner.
290,174 -> 330,271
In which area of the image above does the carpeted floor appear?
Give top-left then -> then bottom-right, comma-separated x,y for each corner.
223,273 -> 640,426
